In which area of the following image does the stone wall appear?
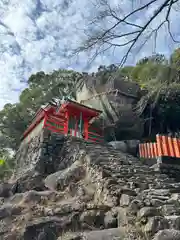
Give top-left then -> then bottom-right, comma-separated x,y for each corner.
14,129 -> 66,178
14,130 -> 87,179
22,119 -> 44,144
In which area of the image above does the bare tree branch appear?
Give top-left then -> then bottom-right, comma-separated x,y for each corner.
74,0 -> 180,67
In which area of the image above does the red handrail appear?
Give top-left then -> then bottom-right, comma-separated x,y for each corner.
139,135 -> 180,159
49,115 -> 66,121
47,117 -> 65,125
44,115 -> 65,134
45,115 -> 104,143
89,128 -> 103,135
88,131 -> 103,137
88,137 -> 103,142
45,126 -> 64,134
44,122 -> 63,129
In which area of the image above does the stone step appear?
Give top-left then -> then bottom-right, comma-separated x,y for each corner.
102,168 -> 175,180
103,170 -> 174,184
87,153 -> 141,166
104,166 -> 158,174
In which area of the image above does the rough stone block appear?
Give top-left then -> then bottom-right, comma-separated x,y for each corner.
104,211 -> 118,228
120,194 -> 132,207
165,215 -> 180,230
153,229 -> 180,240
160,204 -> 180,216
138,207 -> 160,219
82,228 -> 125,240
144,216 -> 169,236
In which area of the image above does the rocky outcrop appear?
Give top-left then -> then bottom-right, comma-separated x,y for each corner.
2,131 -> 180,239
76,77 -> 143,141
108,140 -> 140,156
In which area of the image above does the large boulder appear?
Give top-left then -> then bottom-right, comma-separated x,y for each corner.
0,182 -> 17,198
108,141 -> 127,153
76,77 -> 143,141
108,140 -> 140,156
44,160 -> 86,191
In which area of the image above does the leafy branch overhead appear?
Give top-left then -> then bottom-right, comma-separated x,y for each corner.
75,0 -> 180,66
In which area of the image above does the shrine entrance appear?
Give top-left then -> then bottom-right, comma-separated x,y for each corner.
68,114 -> 84,138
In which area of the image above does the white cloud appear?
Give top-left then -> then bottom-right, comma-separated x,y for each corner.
0,0 -> 179,109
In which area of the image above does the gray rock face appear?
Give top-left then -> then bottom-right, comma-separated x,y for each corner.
82,228 -> 125,240
0,181 -> 17,198
3,132 -> 180,239
108,141 -> 128,153
104,210 -> 117,228
153,229 -> 180,240
108,140 -> 140,156
44,160 -> 86,191
144,216 -> 169,236
120,194 -> 132,206
14,129 -> 66,178
137,207 -> 160,219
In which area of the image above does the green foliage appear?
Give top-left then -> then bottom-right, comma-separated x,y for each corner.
0,103 -> 29,149
130,54 -> 169,86
0,148 -> 15,180
117,66 -> 134,80
95,64 -> 118,84
132,49 -> 180,135
0,69 -> 82,150
170,48 -> 180,71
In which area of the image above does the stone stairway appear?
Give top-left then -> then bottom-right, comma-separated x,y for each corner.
61,138 -> 180,238
84,141 -> 179,186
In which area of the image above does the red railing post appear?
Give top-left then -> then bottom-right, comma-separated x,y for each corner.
161,135 -> 169,157
139,144 -> 142,158
173,137 -> 180,158
156,134 -> 163,157
144,143 -> 148,158
167,136 -> 175,157
150,142 -> 154,158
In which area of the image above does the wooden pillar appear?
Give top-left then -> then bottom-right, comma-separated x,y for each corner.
74,116 -> 77,137
64,111 -> 69,135
84,119 -> 89,140
43,113 -> 48,129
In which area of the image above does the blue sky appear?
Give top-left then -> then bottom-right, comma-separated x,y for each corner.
0,0 -> 179,109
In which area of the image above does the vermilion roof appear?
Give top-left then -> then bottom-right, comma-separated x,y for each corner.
22,99 -> 102,140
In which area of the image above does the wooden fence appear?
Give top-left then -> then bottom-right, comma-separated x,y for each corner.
43,115 -> 104,143
87,126 -> 104,143
139,135 -> 180,158
44,115 -> 65,134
